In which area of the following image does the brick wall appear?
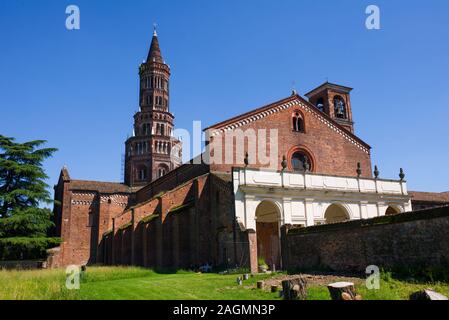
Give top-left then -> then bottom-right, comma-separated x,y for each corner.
98,173 -> 253,270
282,206 -> 449,272
135,162 -> 209,203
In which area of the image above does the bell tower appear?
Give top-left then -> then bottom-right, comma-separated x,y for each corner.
124,27 -> 182,187
305,82 -> 355,133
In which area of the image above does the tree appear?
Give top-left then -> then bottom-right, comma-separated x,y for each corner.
0,135 -> 59,260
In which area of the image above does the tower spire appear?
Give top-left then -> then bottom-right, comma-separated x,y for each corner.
147,24 -> 163,63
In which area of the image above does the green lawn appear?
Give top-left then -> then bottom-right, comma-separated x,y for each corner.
1,266 -> 449,300
0,267 -> 279,300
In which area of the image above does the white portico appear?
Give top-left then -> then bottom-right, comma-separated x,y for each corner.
233,167 -> 412,230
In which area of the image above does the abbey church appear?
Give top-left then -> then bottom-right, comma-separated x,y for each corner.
51,30 -> 449,272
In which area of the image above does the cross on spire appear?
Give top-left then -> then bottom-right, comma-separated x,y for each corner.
153,23 -> 158,37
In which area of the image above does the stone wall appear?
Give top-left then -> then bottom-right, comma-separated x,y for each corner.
282,206 -> 449,272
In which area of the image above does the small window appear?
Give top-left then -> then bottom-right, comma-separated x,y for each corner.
292,112 -> 304,132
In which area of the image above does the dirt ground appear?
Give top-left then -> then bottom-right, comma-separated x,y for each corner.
262,272 -> 364,289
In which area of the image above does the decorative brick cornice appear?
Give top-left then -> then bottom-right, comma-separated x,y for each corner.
100,194 -> 129,207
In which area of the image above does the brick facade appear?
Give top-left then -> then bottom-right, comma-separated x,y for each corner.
52,168 -> 132,266
206,94 -> 372,178
96,173 -> 251,269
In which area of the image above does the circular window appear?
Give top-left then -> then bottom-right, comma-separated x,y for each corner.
291,152 -> 310,172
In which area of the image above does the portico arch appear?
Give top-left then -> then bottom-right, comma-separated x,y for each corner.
385,205 -> 401,215
255,200 -> 281,271
324,203 -> 350,224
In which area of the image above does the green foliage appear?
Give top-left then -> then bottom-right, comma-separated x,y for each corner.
168,202 -> 194,215
118,222 -> 132,231
0,135 -> 58,260
389,265 -> 449,283
0,237 -> 61,260
138,214 -> 159,225
0,135 -> 57,216
0,207 -> 54,238
258,257 -> 268,267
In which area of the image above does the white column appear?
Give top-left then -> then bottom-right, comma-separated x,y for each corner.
282,198 -> 292,225
304,198 -> 315,227
377,202 -> 386,217
244,195 -> 257,231
360,201 -> 368,219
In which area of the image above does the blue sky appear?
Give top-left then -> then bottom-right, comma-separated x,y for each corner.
1,0 -> 448,193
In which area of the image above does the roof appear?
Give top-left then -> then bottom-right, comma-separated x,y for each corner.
61,166 -> 70,181
69,180 -> 134,194
203,94 -> 371,150
211,171 -> 232,183
304,81 -> 353,98
146,31 -> 164,64
409,191 -> 449,203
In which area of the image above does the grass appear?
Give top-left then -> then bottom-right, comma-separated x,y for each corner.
1,266 -> 449,300
0,266 -> 279,300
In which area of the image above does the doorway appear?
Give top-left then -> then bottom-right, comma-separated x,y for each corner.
255,201 -> 281,270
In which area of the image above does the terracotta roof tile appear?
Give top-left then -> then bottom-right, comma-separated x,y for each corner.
409,191 -> 449,203
70,180 -> 133,194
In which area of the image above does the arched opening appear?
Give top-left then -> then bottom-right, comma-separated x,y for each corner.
255,201 -> 281,271
157,164 -> 169,178
324,204 -> 350,224
333,96 -> 347,119
316,97 -> 325,112
385,206 -> 401,215
136,165 -> 147,181
292,111 -> 304,132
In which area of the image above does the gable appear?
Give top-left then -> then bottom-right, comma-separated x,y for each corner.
205,95 -> 370,154
205,94 -> 373,178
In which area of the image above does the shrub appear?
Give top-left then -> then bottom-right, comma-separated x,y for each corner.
0,237 -> 61,260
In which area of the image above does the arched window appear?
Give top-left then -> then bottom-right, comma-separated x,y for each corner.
334,96 -> 347,119
291,151 -> 310,172
137,166 -> 147,181
142,124 -> 150,136
316,98 -> 325,112
158,165 -> 168,178
292,112 -> 304,132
